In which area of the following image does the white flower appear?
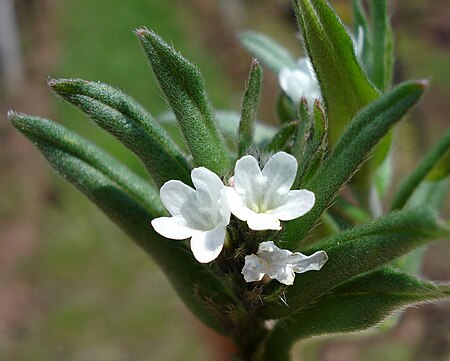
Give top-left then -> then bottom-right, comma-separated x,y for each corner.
278,58 -> 322,107
225,152 -> 315,231
242,241 -> 328,285
278,27 -> 364,106
151,167 -> 230,263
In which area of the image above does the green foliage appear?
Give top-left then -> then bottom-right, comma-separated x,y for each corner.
8,112 -> 229,334
264,121 -> 298,154
262,208 -> 448,319
294,0 -> 379,144
239,59 -> 263,157
49,78 -> 191,187
391,128 -> 450,210
370,0 -> 394,91
136,28 -> 230,175
8,1 -> 450,358
263,268 -> 450,361
294,100 -> 328,186
276,93 -> 298,124
9,112 -> 164,216
240,31 -> 297,74
352,0 -> 371,68
282,81 -> 425,248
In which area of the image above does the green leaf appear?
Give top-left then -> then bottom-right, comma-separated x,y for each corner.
276,92 -> 298,124
264,121 -> 298,154
263,268 -> 450,360
262,208 -> 448,319
282,81 -> 426,248
407,178 -> 449,211
391,127 -> 450,210
136,28 -> 230,175
9,112 -> 229,334
293,97 -> 310,160
239,59 -> 263,157
9,112 -> 164,216
370,0 -> 394,91
49,78 -> 191,187
352,0 -> 371,69
427,149 -> 450,181
295,0 -> 379,144
239,31 -> 297,74
295,100 -> 328,186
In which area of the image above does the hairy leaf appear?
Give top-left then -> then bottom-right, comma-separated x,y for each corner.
9,112 -> 229,333
239,59 -> 263,157
264,121 -> 298,154
370,0 -> 394,91
282,81 -> 426,247
262,209 -> 448,318
263,268 -> 450,360
136,28 -> 230,175
391,127 -> 450,210
9,112 -> 164,216
352,0 -> 371,69
295,0 -> 379,144
49,78 -> 191,187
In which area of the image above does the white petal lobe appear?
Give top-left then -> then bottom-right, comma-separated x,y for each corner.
242,241 -> 328,285
151,217 -> 193,240
190,224 -> 226,263
261,152 -> 297,195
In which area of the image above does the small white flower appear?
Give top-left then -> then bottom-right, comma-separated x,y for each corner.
225,152 -> 315,231
278,27 -> 364,106
151,167 -> 230,263
278,58 -> 322,107
242,241 -> 328,285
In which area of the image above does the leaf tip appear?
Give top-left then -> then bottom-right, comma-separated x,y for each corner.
417,79 -> 430,90
133,27 -> 150,39
251,57 -> 260,67
7,109 -> 18,121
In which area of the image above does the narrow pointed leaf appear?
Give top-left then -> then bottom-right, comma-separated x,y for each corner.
293,97 -> 310,160
262,209 -> 448,318
239,31 -> 297,74
49,78 -> 191,187
136,28 -> 230,175
391,127 -> 450,210
282,81 -> 426,247
276,92 -> 298,124
352,0 -> 371,69
9,112 -> 229,334
370,0 -> 394,91
9,112 -> 164,216
296,100 -> 328,185
264,268 -> 450,360
239,59 -> 263,157
295,0 -> 379,144
264,121 -> 298,153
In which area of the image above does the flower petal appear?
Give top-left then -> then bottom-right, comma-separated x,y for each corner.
191,167 -> 224,205
268,189 -> 315,220
279,67 -> 310,103
190,224 -> 226,263
272,266 -> 296,286
247,212 -> 281,231
233,155 -> 264,199
242,254 -> 266,282
151,216 -> 194,240
159,180 -> 196,216
224,187 -> 254,222
261,152 -> 298,195
290,250 -> 328,273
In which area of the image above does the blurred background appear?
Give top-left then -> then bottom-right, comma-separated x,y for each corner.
0,0 -> 449,360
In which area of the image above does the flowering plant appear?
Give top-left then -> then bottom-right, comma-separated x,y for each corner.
8,0 -> 449,360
